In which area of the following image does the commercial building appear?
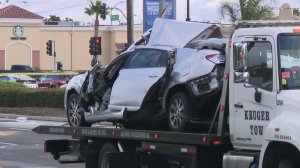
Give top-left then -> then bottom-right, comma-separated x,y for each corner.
0,5 -> 142,71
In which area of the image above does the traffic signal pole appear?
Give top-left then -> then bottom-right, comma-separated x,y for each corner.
46,40 -> 57,70
53,41 -> 56,70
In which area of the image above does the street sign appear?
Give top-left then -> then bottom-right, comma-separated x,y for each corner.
143,0 -> 176,32
111,15 -> 119,21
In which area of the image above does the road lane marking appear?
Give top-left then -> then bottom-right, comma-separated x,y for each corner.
0,142 -> 17,149
9,128 -> 31,131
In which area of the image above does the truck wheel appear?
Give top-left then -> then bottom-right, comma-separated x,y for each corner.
167,92 -> 190,132
98,143 -> 118,168
278,159 -> 296,168
67,94 -> 91,127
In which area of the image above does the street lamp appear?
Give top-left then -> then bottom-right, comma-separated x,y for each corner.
109,1 -> 125,25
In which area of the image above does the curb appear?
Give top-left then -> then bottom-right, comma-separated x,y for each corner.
0,113 -> 67,122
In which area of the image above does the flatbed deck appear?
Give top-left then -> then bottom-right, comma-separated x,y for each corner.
32,125 -> 229,146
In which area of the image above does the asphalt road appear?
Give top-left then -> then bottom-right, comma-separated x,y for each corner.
0,118 -> 84,168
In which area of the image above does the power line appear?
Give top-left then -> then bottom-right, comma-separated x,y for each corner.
34,3 -> 88,14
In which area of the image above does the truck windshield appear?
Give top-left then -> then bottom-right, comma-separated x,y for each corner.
279,34 -> 300,90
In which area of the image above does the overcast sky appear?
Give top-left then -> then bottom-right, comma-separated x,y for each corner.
2,0 -> 300,25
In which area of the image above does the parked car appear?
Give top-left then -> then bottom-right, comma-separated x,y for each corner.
64,19 -> 229,131
0,74 -> 35,83
0,64 -> 36,73
37,74 -> 72,88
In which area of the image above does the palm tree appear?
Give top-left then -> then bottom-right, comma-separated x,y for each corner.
85,0 -> 108,66
85,0 -> 102,37
219,2 -> 240,22
219,0 -> 273,22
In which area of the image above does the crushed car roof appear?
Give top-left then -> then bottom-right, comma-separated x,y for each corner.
147,19 -> 215,48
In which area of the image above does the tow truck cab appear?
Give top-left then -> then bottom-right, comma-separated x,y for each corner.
228,25 -> 300,167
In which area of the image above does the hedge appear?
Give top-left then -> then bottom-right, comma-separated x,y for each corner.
0,82 -> 25,88
0,82 -> 64,109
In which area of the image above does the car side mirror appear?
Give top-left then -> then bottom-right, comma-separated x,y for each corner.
168,51 -> 176,71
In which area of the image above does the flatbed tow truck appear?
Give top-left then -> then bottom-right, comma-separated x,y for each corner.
33,21 -> 300,168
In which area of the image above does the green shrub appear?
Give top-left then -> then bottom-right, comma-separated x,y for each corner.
0,82 -> 25,88
0,83 -> 64,109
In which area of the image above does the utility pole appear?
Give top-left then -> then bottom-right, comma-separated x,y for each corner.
159,0 -> 165,18
186,0 -> 191,21
127,0 -> 134,46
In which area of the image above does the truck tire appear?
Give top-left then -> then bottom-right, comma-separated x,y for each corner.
98,143 -> 118,168
67,94 -> 91,127
167,92 -> 190,132
278,159 -> 295,168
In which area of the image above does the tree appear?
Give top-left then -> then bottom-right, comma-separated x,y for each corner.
293,8 -> 300,17
43,15 -> 61,25
85,0 -> 103,37
219,0 -> 273,22
219,2 -> 240,22
48,15 -> 61,22
85,0 -> 109,66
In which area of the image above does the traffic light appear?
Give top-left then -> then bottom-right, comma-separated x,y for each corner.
89,37 -> 102,55
100,3 -> 107,20
56,61 -> 63,71
46,40 -> 52,56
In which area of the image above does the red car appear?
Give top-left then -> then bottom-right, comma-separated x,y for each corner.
37,74 -> 72,88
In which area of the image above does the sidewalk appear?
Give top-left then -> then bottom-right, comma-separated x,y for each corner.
0,113 -> 67,122
0,107 -> 67,122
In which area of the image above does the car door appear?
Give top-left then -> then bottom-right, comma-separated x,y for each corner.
109,48 -> 168,111
230,36 -> 277,150
39,75 -> 54,88
38,75 -> 48,88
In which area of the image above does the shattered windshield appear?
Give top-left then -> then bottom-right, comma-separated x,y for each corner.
279,34 -> 300,90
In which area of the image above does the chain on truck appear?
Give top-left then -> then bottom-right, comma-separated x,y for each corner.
33,20 -> 300,168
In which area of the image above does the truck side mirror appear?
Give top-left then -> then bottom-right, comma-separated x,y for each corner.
234,42 -> 249,83
234,71 -> 249,83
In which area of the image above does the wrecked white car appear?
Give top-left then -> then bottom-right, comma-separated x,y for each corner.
64,19 -> 228,131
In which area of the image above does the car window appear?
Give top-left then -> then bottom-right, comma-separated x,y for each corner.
46,75 -> 61,80
39,75 -> 46,81
246,41 -> 273,91
13,66 -> 24,71
125,49 -> 167,69
0,76 -> 10,81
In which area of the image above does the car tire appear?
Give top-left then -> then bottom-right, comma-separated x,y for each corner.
67,94 -> 91,127
167,92 -> 191,132
98,143 -> 118,168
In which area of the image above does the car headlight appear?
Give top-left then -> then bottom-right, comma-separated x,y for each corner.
190,67 -> 222,96
206,54 -> 225,64
190,74 -> 211,96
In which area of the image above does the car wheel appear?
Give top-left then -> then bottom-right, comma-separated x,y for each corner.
167,92 -> 190,132
67,94 -> 91,127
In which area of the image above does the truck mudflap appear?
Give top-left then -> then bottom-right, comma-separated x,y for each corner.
106,151 -> 196,168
